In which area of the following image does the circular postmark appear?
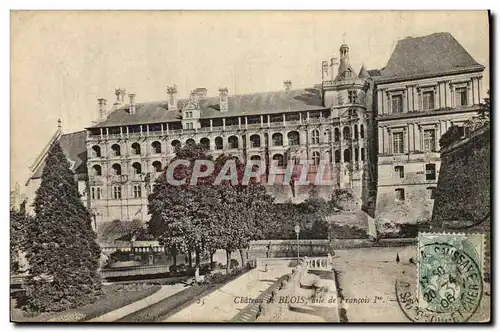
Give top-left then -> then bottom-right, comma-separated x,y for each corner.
396,242 -> 483,322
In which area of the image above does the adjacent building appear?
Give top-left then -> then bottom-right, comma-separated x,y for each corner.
24,32 -> 486,231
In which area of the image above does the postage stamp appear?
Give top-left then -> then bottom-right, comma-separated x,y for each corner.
416,233 -> 485,322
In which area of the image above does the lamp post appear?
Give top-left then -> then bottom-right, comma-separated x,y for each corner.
294,225 -> 300,265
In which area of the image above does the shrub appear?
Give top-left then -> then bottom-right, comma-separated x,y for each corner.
230,259 -> 239,269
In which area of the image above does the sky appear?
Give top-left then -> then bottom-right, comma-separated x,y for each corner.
10,10 -> 489,191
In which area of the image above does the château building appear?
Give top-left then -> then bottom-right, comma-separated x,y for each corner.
24,32 -> 486,233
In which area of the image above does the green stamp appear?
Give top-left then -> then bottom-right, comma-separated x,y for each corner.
417,233 -> 484,322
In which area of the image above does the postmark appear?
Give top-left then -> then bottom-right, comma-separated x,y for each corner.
395,233 -> 485,322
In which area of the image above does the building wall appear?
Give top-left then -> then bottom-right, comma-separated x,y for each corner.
374,71 -> 484,224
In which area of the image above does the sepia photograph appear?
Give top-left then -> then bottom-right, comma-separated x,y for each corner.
9,10 -> 491,323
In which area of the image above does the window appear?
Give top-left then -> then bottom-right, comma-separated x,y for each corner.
360,124 -> 365,139
395,188 -> 405,201
335,150 -> 341,163
92,145 -> 101,158
152,141 -> 162,154
186,138 -> 195,146
348,90 -> 358,104
272,133 -> 283,146
311,130 -> 320,144
354,125 -> 359,139
343,149 -> 351,163
392,132 -> 404,154
312,151 -> 320,165
132,162 -> 142,174
343,127 -> 351,140
455,87 -> 468,106
394,165 -> 405,178
200,138 -> 210,150
324,129 -> 332,142
171,140 -> 181,149
288,131 -> 300,146
250,134 -> 261,148
422,91 -> 435,110
111,144 -> 121,157
215,137 -> 223,150
334,128 -> 340,142
354,148 -> 359,161
392,95 -> 403,113
131,143 -> 141,155
427,187 -> 436,200
250,155 -> 261,161
92,165 -> 102,176
113,186 -> 122,199
425,164 -> 436,181
345,69 -> 352,78
423,129 -> 436,152
153,161 -> 162,173
273,154 -> 284,167
456,125 -> 466,138
112,163 -> 122,175
133,185 -> 142,198
327,151 -> 333,163
90,187 -> 101,200
185,122 -> 193,130
361,148 -> 365,161
228,136 -> 239,149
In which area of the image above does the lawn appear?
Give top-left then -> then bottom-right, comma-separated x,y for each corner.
11,282 -> 161,322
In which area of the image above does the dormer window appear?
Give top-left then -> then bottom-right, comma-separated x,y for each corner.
345,69 -> 352,78
185,111 -> 193,118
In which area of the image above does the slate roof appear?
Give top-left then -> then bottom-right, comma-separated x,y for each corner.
379,32 -> 484,82
30,130 -> 88,179
90,88 -> 326,128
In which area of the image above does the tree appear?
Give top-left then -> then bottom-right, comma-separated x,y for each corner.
24,142 -> 102,312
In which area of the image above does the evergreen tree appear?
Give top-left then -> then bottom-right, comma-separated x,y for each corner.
25,142 -> 102,312
10,209 -> 28,273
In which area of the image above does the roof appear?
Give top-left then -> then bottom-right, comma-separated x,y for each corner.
379,32 -> 484,81
91,88 -> 326,128
358,65 -> 370,78
367,69 -> 381,77
30,130 -> 88,180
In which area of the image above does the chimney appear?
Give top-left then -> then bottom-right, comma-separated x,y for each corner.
194,87 -> 208,98
219,87 -> 229,112
321,61 -> 329,82
330,57 -> 339,81
97,98 -> 108,120
166,85 -> 178,111
283,80 -> 292,91
128,94 -> 136,114
113,88 -> 126,106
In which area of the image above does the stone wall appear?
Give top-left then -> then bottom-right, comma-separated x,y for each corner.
431,125 -> 490,278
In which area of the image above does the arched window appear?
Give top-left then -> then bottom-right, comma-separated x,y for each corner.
324,129 -> 332,142
250,134 -> 261,148
311,130 -> 320,144
111,144 -> 121,157
132,162 -> 142,174
92,165 -> 102,176
131,142 -> 141,155
334,128 -> 340,142
334,150 -> 341,163
250,155 -> 261,161
112,163 -> 122,175
360,124 -> 365,139
312,151 -> 320,165
152,161 -> 162,173
273,153 -> 284,167
272,133 -> 283,146
343,127 -> 351,141
344,149 -> 351,163
354,125 -> 359,139
228,136 -> 239,149
151,141 -> 162,154
171,140 -> 181,149
287,131 -> 300,146
354,148 -> 359,161
92,145 -> 101,158
361,148 -> 365,161
186,139 -> 195,146
215,137 -> 223,150
327,150 -> 333,163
